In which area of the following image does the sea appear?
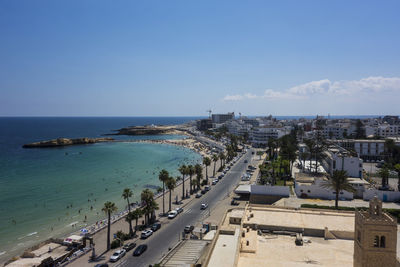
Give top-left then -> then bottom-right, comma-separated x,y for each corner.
0,117 -> 203,263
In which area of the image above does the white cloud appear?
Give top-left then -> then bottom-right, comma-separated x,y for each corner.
222,76 -> 400,101
223,94 -> 244,101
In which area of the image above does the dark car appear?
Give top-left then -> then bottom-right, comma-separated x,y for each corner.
231,199 -> 239,206
201,189 -> 207,194
184,225 -> 194,233
122,242 -> 136,251
94,264 -> 109,267
151,223 -> 161,232
133,244 -> 148,256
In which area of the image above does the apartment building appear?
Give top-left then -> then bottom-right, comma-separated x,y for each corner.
321,146 -> 363,178
211,112 -> 235,124
250,127 -> 288,147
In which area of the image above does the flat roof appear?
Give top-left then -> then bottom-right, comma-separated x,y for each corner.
235,184 -> 251,194
207,229 -> 240,267
237,233 -> 354,267
244,206 -> 354,233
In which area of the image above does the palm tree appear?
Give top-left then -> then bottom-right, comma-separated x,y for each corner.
125,211 -> 135,237
179,164 -> 187,200
195,164 -> 203,190
219,152 -> 226,167
158,169 -> 169,215
378,167 -> 390,189
395,164 -> 400,191
212,154 -> 218,177
166,177 -> 176,212
203,157 -> 211,181
141,189 -> 154,225
102,201 -> 117,251
122,188 -> 133,236
131,208 -> 143,234
322,170 -> 355,209
187,165 -> 195,194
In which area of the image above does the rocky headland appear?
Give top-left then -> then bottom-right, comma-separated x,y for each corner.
108,125 -> 185,136
23,137 -> 114,148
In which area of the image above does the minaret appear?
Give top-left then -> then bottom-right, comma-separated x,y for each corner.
354,197 -> 398,267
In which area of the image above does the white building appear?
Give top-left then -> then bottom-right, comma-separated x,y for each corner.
250,127 -> 288,147
322,123 -> 355,139
321,146 -> 363,178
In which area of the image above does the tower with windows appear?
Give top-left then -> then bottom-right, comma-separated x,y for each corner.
354,197 -> 398,267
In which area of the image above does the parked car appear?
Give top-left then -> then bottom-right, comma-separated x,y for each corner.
94,264 -> 108,267
175,207 -> 183,214
212,179 -> 218,185
141,229 -> 153,239
201,189 -> 207,194
244,160 -> 248,163
230,199 -> 239,206
151,223 -> 161,232
218,174 -> 224,180
195,192 -> 202,198
200,203 -> 208,210
168,210 -> 178,219
133,244 -> 148,256
205,185 -> 211,191
109,249 -> 126,262
122,242 -> 136,251
184,225 -> 194,233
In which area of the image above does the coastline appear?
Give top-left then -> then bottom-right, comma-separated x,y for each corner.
0,133 -> 214,266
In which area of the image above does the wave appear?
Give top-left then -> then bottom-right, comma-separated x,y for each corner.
17,232 -> 38,240
0,251 -> 5,256
67,221 -> 79,227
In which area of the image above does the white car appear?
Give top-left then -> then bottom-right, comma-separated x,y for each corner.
140,229 -> 153,239
168,210 -> 178,219
200,203 -> 208,210
109,249 -> 126,262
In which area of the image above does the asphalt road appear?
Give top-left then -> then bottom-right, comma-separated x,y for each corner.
116,149 -> 253,267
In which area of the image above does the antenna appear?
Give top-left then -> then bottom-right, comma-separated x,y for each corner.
206,109 -> 212,118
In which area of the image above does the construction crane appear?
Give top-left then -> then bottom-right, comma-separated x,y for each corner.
206,109 -> 212,118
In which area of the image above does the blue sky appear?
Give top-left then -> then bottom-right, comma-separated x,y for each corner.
1,0 -> 399,116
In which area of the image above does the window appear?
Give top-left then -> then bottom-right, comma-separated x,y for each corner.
373,235 -> 386,248
380,236 -> 386,248
374,236 -> 379,247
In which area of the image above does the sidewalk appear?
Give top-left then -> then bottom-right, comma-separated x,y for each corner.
68,147 -> 224,267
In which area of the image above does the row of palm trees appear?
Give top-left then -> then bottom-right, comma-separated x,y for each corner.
101,151 -> 229,251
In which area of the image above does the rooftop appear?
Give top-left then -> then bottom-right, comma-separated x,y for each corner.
237,233 -> 354,267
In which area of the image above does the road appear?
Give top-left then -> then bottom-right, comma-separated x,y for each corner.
117,149 -> 253,267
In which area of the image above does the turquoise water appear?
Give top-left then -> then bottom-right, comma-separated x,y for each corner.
0,117 -> 202,262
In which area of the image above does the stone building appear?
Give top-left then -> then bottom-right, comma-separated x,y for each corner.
354,197 -> 398,267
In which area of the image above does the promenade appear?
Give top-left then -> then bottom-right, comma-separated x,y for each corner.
68,141 -> 226,267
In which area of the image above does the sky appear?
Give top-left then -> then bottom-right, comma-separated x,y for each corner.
1,0 -> 400,117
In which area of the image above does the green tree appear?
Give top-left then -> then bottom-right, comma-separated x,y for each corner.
122,188 -> 133,236
187,165 -> 195,194
203,156 -> 211,181
378,167 -> 390,189
102,201 -> 118,251
355,119 -> 365,139
395,164 -> 400,191
178,165 -> 187,200
127,208 -> 142,235
166,177 -> 176,212
322,170 -> 355,209
195,164 -> 203,191
158,169 -> 169,215
212,154 -> 219,177
141,189 -> 156,225
219,152 -> 226,167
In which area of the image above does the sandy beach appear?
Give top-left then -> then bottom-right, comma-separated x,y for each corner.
3,134 -> 224,267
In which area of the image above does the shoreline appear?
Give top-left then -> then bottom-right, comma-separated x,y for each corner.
1,133 -> 215,266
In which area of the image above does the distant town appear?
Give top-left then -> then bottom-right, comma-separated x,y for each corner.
5,113 -> 400,267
